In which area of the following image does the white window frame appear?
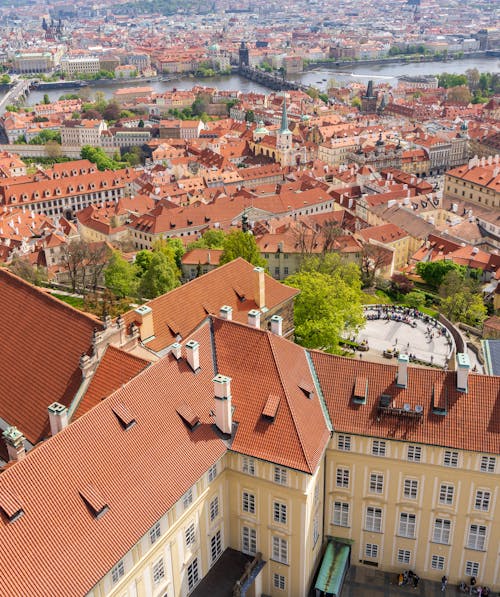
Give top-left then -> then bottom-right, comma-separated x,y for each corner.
443,450 -> 459,467
273,501 -> 287,524
403,479 -> 418,500
273,573 -> 286,590
210,529 -> 222,565
365,543 -> 378,558
431,555 -> 445,570
336,467 -> 349,488
369,473 -> 384,494
397,549 -> 411,565
185,522 -> 196,548
183,487 -> 193,509
242,491 -> 255,514
365,507 -> 382,532
465,561 -> 479,577
272,536 -> 288,564
480,456 -> 496,473
274,466 -> 287,485
242,456 -> 255,475
152,557 -> 165,585
474,490 -> 490,512
150,521 -> 161,545
467,525 -> 486,551
242,526 -> 256,556
398,512 -> 416,538
207,464 -> 217,483
439,484 -> 454,506
333,501 -> 350,527
111,560 -> 125,585
372,440 -> 386,457
187,558 -> 200,591
433,518 -> 451,544
337,434 -> 351,451
407,445 -> 422,462
209,495 -> 219,521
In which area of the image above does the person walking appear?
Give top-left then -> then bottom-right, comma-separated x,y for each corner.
441,576 -> 448,592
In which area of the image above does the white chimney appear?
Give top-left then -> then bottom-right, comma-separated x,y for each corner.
253,266 -> 266,309
220,305 -> 233,320
2,426 -> 25,462
185,340 -> 200,372
48,402 -> 68,436
213,374 -> 232,435
248,309 -> 261,329
270,314 -> 283,336
456,352 -> 470,392
171,342 -> 182,360
397,353 -> 409,388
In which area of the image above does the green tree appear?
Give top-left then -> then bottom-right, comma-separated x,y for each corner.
135,249 -> 153,275
441,290 -> 487,326
285,269 -> 364,353
80,145 -> 121,170
403,290 -> 426,310
165,237 -> 185,269
245,110 -> 255,123
139,251 -> 180,298
351,96 -> 361,109
43,93 -> 50,105
104,251 -> 138,298
416,260 -> 465,289
219,230 -> 267,268
0,74 -> 11,85
187,229 -> 226,250
300,253 -> 361,289
138,119 -> 145,128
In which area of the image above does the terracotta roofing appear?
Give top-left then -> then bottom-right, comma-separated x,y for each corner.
213,318 -> 331,473
0,269 -> 102,444
311,351 -> 500,454
122,258 -> 298,353
72,345 -> 150,421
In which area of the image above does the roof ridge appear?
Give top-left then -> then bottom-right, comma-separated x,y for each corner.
267,332 -> 313,473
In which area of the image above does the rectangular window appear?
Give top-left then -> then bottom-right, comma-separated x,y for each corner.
337,434 -> 351,451
365,507 -> 382,532
480,456 -> 496,473
365,543 -> 378,558
242,456 -> 255,475
274,266 -> 280,277
274,466 -> 287,486
273,501 -> 287,524
207,464 -> 217,482
283,266 -> 289,276
187,558 -> 200,591
242,526 -> 256,556
407,445 -> 422,462
185,523 -> 196,547
242,492 -> 255,514
474,490 -> 490,511
398,549 -> 411,565
111,560 -> 125,585
272,536 -> 288,564
183,488 -> 193,509
433,518 -> 451,544
152,558 -> 165,585
403,479 -> 418,500
399,513 -> 416,538
439,484 -> 454,505
336,468 -> 349,488
369,473 -> 384,494
467,525 -> 486,551
372,440 -> 386,456
150,521 -> 161,545
431,555 -> 445,570
333,502 -> 349,527
443,451 -> 458,467
465,561 -> 479,577
313,513 -> 320,546
210,530 -> 222,564
210,496 -> 219,521
273,573 -> 286,590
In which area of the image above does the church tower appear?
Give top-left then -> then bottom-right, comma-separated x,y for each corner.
276,97 -> 293,166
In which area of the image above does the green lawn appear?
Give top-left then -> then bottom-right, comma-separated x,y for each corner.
50,293 -> 85,309
361,290 -> 393,305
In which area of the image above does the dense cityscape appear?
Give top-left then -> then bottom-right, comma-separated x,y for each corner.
0,0 -> 499,596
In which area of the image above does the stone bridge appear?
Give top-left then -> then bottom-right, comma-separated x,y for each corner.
238,66 -> 309,92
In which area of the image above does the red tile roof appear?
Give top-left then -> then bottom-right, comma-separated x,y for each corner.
0,269 -> 102,444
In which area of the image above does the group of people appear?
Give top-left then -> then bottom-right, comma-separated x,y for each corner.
366,306 -> 418,328
398,569 -> 420,588
458,578 -> 492,595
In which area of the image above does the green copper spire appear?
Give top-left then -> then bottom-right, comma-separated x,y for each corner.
280,97 -> 291,134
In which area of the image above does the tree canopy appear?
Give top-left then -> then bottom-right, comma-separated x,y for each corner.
104,251 -> 138,298
139,251 -> 180,298
219,230 -> 266,268
416,260 -> 466,289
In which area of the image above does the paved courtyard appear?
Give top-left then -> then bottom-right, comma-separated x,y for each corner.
355,308 -> 454,368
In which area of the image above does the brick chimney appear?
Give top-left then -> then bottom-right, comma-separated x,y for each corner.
456,352 -> 470,392
248,309 -> 261,329
213,374 -> 232,435
220,305 -> 233,321
134,305 -> 154,341
253,267 -> 266,309
2,426 -> 25,462
270,314 -> 283,336
185,340 -> 200,372
48,402 -> 68,436
397,353 -> 409,388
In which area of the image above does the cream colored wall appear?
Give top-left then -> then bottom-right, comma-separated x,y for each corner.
445,175 -> 500,209
326,433 -> 500,589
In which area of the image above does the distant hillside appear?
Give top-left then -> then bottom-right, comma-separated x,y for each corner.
113,0 -> 216,15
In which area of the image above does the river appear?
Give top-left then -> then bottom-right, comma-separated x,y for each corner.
17,55 -> 500,106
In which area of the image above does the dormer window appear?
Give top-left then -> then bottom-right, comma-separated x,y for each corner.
44,189 -> 50,197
